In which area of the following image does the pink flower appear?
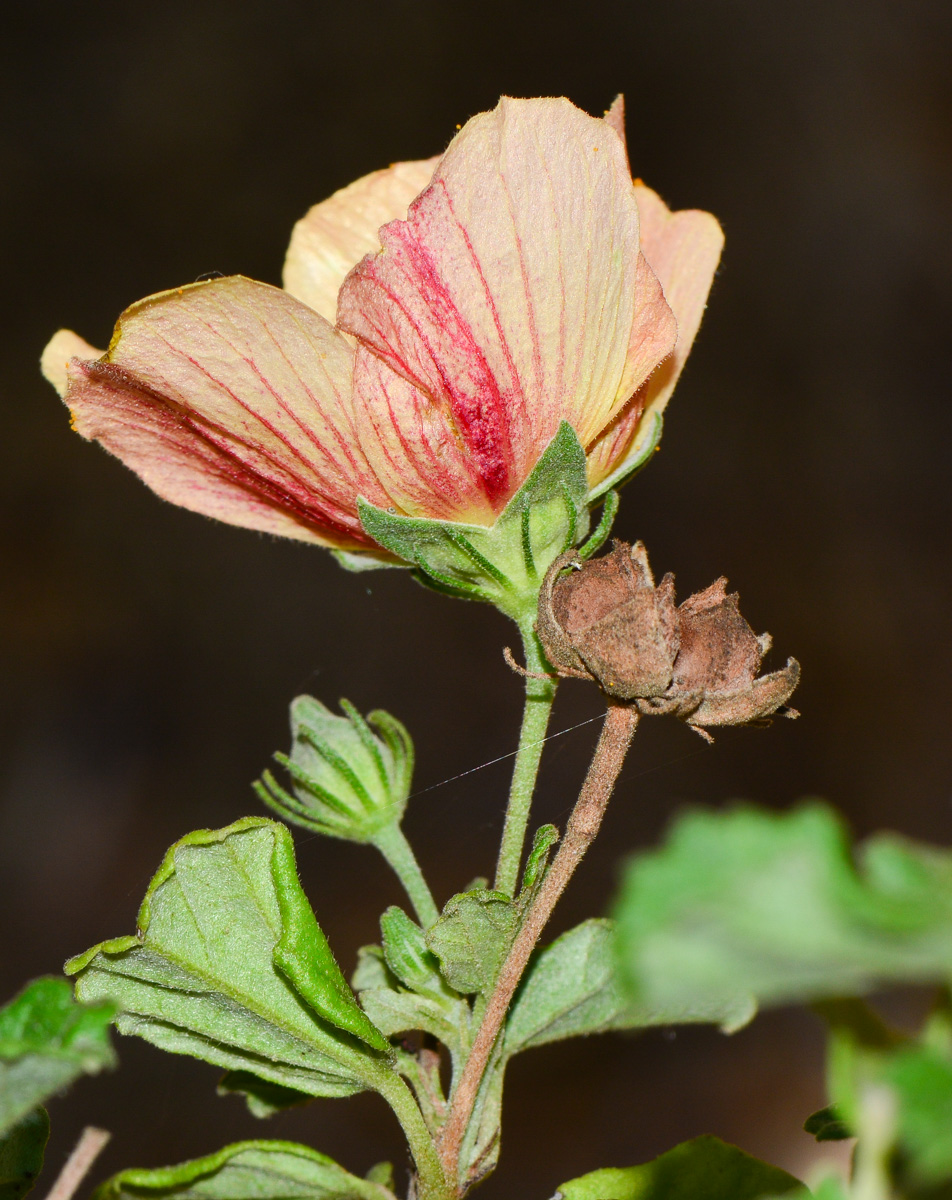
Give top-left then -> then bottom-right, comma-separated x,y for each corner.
42,97 -> 723,557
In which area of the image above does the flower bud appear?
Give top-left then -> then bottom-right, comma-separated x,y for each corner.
255,697 -> 414,841
536,541 -> 799,738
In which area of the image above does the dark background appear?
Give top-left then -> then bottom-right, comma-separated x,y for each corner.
2,0 -> 951,1195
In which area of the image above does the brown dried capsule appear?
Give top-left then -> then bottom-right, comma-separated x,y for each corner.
536,541 -> 799,739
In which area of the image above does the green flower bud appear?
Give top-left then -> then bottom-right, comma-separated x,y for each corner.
255,697 -> 414,842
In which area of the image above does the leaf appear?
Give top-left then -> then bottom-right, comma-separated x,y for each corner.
426,891 -> 518,995
0,1111 -> 49,1200
354,925 -> 470,1058
506,920 -> 750,1057
615,803 -> 952,1020
554,1135 -> 804,1200
66,819 -> 393,1104
358,422 -> 590,618
886,1045 -> 952,1184
520,825 -> 559,897
803,1105 -> 853,1143
216,1071 -> 313,1118
91,1140 -> 395,1200
0,978 -> 115,1136
380,909 -> 454,1003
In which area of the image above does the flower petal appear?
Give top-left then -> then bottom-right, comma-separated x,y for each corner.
62,276 -> 388,548
587,184 -> 724,490
349,345 -> 497,524
283,157 -> 439,322
339,96 -> 672,513
41,329 -> 103,397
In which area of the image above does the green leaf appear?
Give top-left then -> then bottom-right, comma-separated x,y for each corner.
506,920 -> 750,1058
66,819 -> 392,1104
216,1071 -> 313,1118
358,422 -> 590,619
886,1045 -> 952,1184
426,891 -> 518,995
0,978 -> 115,1136
803,1105 -> 853,1142
615,803 -> 952,1020
520,825 -> 559,897
554,1135 -> 804,1200
353,930 -> 470,1060
0,1110 -> 49,1200
91,1140 -> 395,1200
380,909 -> 452,1002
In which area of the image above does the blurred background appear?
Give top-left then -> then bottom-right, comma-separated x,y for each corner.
2,0 -> 951,1194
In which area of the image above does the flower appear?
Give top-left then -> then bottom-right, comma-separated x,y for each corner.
41,96 -> 723,560
536,540 -> 800,738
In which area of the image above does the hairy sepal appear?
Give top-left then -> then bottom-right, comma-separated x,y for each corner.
358,422 -> 590,619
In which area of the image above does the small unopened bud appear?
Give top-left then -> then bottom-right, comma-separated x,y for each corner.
255,697 -> 414,840
536,541 -> 799,739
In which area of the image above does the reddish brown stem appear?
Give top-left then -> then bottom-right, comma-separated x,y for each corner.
438,702 -> 639,1192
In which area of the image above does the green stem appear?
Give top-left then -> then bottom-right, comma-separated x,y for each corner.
372,822 -> 440,928
493,613 -> 557,897
375,1070 -> 451,1200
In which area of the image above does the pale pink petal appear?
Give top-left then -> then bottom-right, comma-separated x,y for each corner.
339,97 -> 673,514
63,276 -> 389,548
41,329 -> 103,397
587,184 -> 724,491
283,158 -> 440,322
602,95 -> 628,166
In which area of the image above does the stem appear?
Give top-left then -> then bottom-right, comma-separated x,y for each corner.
372,822 -> 440,928
376,1071 -> 451,1200
493,615 -> 557,896
44,1127 -> 111,1200
441,702 -> 639,1191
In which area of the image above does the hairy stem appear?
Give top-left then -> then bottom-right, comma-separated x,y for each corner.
44,1127 -> 111,1200
493,615 -> 557,896
442,702 -> 639,1190
372,822 -> 440,928
377,1071 -> 451,1200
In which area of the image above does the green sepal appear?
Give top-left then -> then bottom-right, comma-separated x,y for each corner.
577,490 -> 620,560
357,422 -> 590,619
216,1071 -> 313,1118
331,549 -> 406,574
257,699 -> 414,844
587,412 -> 664,503
90,1140 -> 396,1200
0,978 -> 115,1136
555,1135 -> 804,1200
0,1110 -> 49,1200
426,890 -> 518,996
66,819 -> 393,1101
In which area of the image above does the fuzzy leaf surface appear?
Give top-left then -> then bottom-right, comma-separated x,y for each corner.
615,804 -> 952,1018
66,819 -> 391,1103
426,891 -> 517,995
506,919 -> 750,1057
554,1135 -> 803,1200
0,1111 -> 49,1200
91,1140 -> 394,1200
0,979 -> 115,1136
